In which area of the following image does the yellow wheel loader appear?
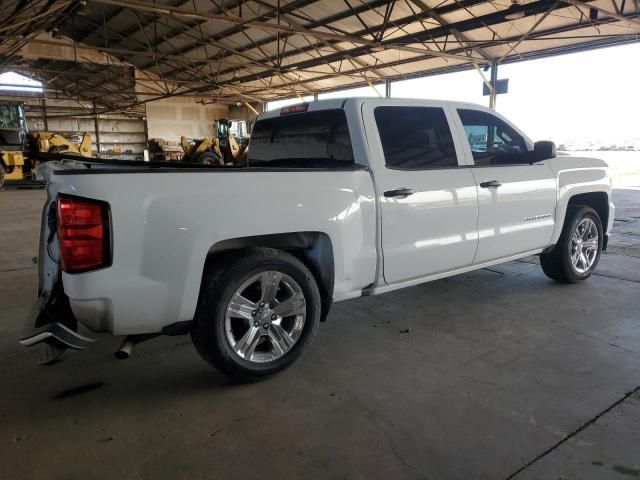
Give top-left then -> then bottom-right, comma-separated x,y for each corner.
179,119 -> 249,166
180,135 -> 223,165
215,119 -> 249,165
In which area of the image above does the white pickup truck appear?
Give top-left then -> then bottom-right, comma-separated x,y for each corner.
21,98 -> 614,380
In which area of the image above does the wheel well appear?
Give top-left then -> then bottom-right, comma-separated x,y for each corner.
203,232 -> 335,321
567,192 -> 609,229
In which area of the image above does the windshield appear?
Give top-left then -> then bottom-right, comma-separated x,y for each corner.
228,120 -> 246,138
216,120 -> 230,137
248,109 -> 354,168
0,103 -> 20,129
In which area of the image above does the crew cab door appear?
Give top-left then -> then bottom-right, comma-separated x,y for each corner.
363,101 -> 478,284
452,107 -> 557,263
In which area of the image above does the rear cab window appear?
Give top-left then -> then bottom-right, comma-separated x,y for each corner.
248,109 -> 355,168
374,106 -> 459,170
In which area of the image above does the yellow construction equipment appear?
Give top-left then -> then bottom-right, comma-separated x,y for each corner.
180,135 -> 223,165
180,119 -> 249,166
148,138 -> 183,161
0,101 -> 30,187
32,131 -> 92,157
216,119 -> 249,165
1,101 -> 93,188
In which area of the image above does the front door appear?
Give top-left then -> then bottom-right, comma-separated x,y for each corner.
454,107 -> 557,263
363,101 -> 479,284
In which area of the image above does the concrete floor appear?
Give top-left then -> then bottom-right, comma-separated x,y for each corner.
1,188 -> 639,480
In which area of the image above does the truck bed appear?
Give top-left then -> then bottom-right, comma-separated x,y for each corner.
34,160 -> 378,335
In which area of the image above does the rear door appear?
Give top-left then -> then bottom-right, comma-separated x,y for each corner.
452,107 -> 557,263
363,101 -> 479,284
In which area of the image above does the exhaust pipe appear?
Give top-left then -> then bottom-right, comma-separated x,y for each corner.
115,338 -> 135,359
114,334 -> 159,359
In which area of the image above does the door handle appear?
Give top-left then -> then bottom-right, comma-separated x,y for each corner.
480,180 -> 502,188
384,188 -> 414,198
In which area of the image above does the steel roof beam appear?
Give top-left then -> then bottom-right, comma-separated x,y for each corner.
238,14 -> 639,99
209,0 -> 565,91
201,0 -> 486,62
407,0 -> 495,61
101,0 -> 244,46
148,0 -> 317,54
88,0 -> 484,62
565,0 -> 640,27
141,0 -> 490,84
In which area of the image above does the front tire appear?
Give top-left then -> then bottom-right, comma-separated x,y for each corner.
196,151 -> 223,166
191,248 -> 321,381
540,206 -> 603,283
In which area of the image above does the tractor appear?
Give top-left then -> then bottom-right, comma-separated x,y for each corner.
0,101 -> 92,187
180,119 -> 249,166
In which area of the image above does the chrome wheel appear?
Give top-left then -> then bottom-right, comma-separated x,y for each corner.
570,218 -> 599,274
224,271 -> 306,363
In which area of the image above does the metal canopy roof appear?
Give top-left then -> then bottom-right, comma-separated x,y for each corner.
1,0 -> 639,111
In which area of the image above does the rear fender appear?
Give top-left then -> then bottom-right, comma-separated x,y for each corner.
547,158 -> 613,245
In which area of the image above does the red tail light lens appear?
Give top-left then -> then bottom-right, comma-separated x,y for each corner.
280,103 -> 308,115
57,195 -> 111,273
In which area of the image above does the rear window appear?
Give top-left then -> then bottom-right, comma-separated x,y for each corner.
248,109 -> 355,168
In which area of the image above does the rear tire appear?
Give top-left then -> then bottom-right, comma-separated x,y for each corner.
191,248 -> 321,381
540,206 -> 603,283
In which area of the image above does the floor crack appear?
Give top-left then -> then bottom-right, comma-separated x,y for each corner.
553,324 -> 640,357
592,272 -> 640,284
208,413 -> 265,438
370,416 -> 430,480
504,386 -> 640,479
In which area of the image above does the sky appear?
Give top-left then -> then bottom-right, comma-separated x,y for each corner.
268,42 -> 640,146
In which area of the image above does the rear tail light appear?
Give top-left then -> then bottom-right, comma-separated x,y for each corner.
56,195 -> 111,273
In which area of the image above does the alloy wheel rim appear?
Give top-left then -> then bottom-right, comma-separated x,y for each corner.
570,218 -> 598,274
224,271 -> 306,363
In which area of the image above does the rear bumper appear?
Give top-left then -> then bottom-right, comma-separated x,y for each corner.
20,287 -> 96,351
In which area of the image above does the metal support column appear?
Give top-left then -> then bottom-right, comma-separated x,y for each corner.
92,101 -> 101,156
41,98 -> 48,131
385,79 -> 391,98
489,61 -> 498,110
143,104 -> 149,145
313,92 -> 318,102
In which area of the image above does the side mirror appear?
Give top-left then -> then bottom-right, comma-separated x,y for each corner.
532,140 -> 556,162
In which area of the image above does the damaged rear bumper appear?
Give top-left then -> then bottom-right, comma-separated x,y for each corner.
19,321 -> 95,350
20,285 -> 96,352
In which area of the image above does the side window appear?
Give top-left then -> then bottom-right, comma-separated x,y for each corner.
458,109 -> 529,166
374,106 -> 459,170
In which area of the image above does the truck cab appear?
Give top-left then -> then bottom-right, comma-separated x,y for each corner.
0,101 -> 29,186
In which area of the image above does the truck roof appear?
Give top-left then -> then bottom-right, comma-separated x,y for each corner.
257,97 -> 489,121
